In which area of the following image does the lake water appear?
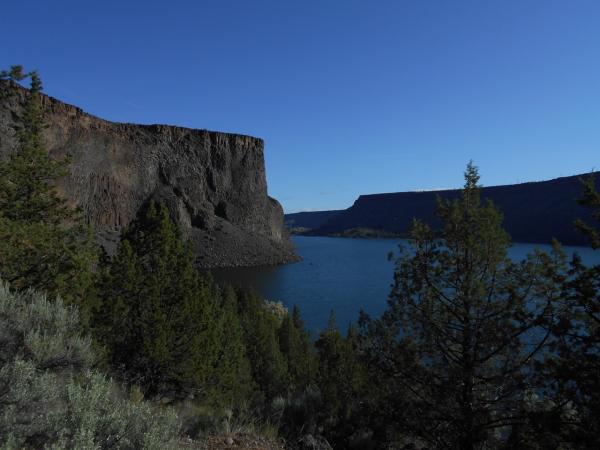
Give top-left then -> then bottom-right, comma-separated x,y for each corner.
211,236 -> 600,334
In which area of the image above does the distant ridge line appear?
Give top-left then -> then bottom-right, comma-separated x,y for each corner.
285,171 -> 599,246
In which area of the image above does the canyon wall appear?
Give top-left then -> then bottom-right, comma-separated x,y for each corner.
287,175 -> 599,246
0,80 -> 297,267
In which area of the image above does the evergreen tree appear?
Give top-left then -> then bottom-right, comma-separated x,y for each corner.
315,312 -> 346,420
0,65 -> 26,99
0,70 -> 71,224
554,262 -> 600,448
292,306 -> 317,383
279,305 -> 315,392
539,173 -> 600,448
0,65 -> 26,81
575,173 -> 600,249
237,289 -> 289,404
0,68 -> 97,306
360,162 -> 561,449
208,285 -> 256,407
315,312 -> 367,447
95,202 -> 219,396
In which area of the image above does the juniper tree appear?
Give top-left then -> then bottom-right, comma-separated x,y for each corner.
208,285 -> 256,407
0,65 -> 26,99
292,305 -> 317,381
237,288 -> 289,404
95,202 -> 219,396
0,68 -> 97,306
0,65 -> 26,80
314,312 -> 367,447
575,173 -> 600,249
315,312 -> 349,421
538,173 -> 600,448
0,70 -> 72,224
360,162 -> 561,449
279,305 -> 316,392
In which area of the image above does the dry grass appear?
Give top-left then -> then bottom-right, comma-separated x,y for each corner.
180,433 -> 286,450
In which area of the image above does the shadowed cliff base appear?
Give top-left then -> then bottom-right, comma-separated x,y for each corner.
285,173 -> 600,246
0,80 -> 298,267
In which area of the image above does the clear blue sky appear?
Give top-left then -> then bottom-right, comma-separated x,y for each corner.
2,0 -> 599,213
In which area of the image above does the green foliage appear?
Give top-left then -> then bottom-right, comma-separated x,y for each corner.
272,386 -> 322,442
270,306 -> 321,442
237,289 -> 290,404
537,172 -> 600,448
0,67 -> 97,306
54,371 -> 180,450
575,173 -> 600,249
178,402 -> 280,441
314,313 -> 367,447
279,305 -> 316,392
0,218 -> 97,312
93,201 -> 315,414
0,72 -> 71,224
19,65 -> 600,447
208,285 -> 256,407
558,263 -> 600,448
0,65 -> 26,100
360,162 -> 562,449
95,201 -> 219,396
0,282 -> 180,449
0,65 -> 26,81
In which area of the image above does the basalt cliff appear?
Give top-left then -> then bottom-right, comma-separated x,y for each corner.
286,174 -> 600,246
0,80 -> 297,267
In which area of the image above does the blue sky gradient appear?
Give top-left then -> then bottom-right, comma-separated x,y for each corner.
2,0 -> 599,212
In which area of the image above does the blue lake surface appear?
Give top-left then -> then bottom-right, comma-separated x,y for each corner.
211,236 -> 600,334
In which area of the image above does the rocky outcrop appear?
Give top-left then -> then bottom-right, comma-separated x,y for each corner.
0,80 -> 297,267
289,174 -> 600,246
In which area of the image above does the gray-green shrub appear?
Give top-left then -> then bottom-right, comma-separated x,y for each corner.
0,282 -> 180,449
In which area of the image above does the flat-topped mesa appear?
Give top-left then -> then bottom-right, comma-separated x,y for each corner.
289,174 -> 600,245
0,80 -> 298,267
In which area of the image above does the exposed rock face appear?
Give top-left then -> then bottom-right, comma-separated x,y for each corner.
287,174 -> 600,246
0,80 -> 297,267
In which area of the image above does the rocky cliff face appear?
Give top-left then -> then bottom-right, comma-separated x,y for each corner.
0,80 -> 297,267
289,174 -> 599,246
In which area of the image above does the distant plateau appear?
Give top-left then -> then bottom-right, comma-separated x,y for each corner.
285,174 -> 600,246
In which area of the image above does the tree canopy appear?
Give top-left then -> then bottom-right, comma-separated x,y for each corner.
0,67 -> 97,307
95,201 -> 220,395
360,162 -> 563,449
